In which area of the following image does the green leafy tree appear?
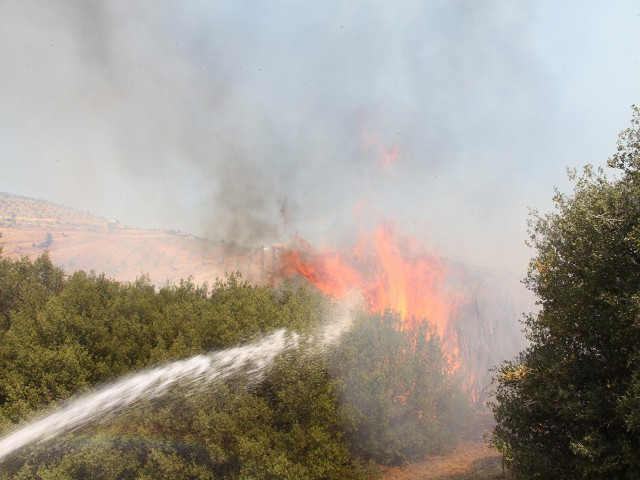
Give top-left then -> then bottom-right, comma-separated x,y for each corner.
492,106 -> 640,478
0,252 -> 64,331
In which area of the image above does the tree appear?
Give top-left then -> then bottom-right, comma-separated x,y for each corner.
0,251 -> 64,331
491,106 -> 640,478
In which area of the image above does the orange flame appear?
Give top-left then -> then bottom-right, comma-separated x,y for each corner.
280,224 -> 459,365
380,146 -> 399,170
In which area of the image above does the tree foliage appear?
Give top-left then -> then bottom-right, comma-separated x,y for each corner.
0,252 -> 467,478
491,106 -> 640,478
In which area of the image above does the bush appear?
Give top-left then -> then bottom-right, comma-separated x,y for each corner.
332,310 -> 469,465
491,106 -> 640,478
0,253 -> 466,478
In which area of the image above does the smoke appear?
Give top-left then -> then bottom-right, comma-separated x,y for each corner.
1,1 -> 639,271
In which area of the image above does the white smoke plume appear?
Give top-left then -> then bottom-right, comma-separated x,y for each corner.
2,1 -> 638,274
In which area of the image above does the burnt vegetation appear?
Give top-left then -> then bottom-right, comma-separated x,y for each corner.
0,252 -> 469,479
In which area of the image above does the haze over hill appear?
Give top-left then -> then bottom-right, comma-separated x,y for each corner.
0,192 -> 274,286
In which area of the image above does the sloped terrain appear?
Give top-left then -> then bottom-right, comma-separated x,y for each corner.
0,192 -> 272,286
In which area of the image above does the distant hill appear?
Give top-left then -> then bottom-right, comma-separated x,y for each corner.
0,192 -> 274,286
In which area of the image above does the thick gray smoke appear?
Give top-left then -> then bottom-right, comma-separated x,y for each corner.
1,0 -> 639,273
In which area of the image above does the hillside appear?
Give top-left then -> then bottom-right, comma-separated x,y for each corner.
0,192 -> 272,286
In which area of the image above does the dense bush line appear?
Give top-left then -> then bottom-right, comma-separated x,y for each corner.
0,252 -> 468,479
491,106 -> 640,478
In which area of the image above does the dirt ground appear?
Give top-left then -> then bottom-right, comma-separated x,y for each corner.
381,412 -> 505,480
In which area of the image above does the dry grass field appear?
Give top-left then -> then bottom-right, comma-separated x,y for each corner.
0,192 -> 274,286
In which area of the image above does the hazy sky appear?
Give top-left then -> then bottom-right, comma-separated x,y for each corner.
1,0 -> 639,274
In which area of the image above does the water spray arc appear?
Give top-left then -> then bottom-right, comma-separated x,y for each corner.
0,294 -> 357,463
0,329 -> 296,461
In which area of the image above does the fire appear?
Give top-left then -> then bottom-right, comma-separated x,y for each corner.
380,146 -> 399,170
280,224 -> 460,364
